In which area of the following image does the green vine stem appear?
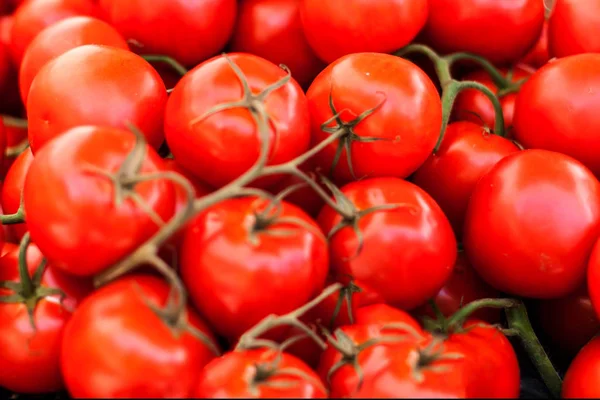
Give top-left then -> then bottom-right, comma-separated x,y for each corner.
506,301 -> 562,398
142,54 -> 188,77
1,115 -> 28,129
0,190 -> 25,225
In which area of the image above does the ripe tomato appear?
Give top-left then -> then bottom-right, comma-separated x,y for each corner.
453,66 -> 533,135
1,147 -> 32,241
424,0 -> 545,65
307,52 -> 442,184
513,53 -> 600,177
27,44 -> 167,153
0,242 -> 91,393
412,122 -> 519,237
464,149 -> 600,298
562,336 -> 600,398
9,0 -> 100,66
61,274 -> 219,398
101,0 -> 236,67
356,303 -> 424,334
165,53 -> 310,189
318,177 -> 457,310
300,0 -> 428,64
538,285 -> 599,359
413,252 -> 502,324
23,125 -> 176,277
548,0 -> 600,58
19,15 -> 128,106
180,196 -> 328,341
522,21 -> 549,68
230,0 -> 324,89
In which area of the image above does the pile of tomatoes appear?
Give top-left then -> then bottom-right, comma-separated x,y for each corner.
3,0 -> 600,398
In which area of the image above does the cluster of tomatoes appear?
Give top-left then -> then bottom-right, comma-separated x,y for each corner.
3,0 -> 600,398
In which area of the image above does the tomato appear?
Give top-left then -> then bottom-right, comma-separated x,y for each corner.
307,52 -> 442,184
27,44 -> 167,153
19,15 -> 128,106
522,21 -> 550,68
538,285 -> 599,359
23,125 -> 176,277
453,66 -> 533,136
231,0 -> 324,88
165,53 -> 310,189
548,0 -> 600,58
464,149 -> 600,298
0,117 -> 6,167
562,336 -> 600,398
300,0 -> 428,64
101,0 -> 236,67
180,196 -> 328,341
424,0 -> 545,65
513,54 -> 600,177
356,303 -> 424,334
1,147 -> 32,242
0,242 -> 90,393
61,274 -> 219,398
318,177 -> 457,310
412,122 -> 519,237
9,0 -> 100,66
413,252 -> 502,324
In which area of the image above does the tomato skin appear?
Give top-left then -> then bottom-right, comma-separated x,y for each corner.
0,243 -> 90,394
19,15 -> 128,106
464,149 -> 600,299
318,177 -> 457,310
548,0 -> 600,58
27,44 -> 167,153
231,0 -> 324,89
1,147 -> 32,241
23,125 -> 176,277
538,285 -> 599,359
307,52 -> 442,184
513,54 -> 600,177
412,122 -> 520,237
61,274 -> 218,398
165,53 -> 310,189
193,349 -> 327,398
356,303 -> 424,334
101,0 -> 236,67
413,252 -> 502,323
424,0 -> 545,65
300,0 -> 428,65
522,21 -> 549,68
9,0 -> 100,66
180,196 -> 328,341
562,336 -> 600,398
453,67 -> 533,135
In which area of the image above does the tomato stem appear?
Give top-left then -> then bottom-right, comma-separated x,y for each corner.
445,298 -> 518,330
445,53 -> 517,92
142,54 -> 188,77
17,233 -> 34,298
5,138 -> 30,158
1,190 -> 26,225
1,115 -> 28,129
506,301 -> 562,398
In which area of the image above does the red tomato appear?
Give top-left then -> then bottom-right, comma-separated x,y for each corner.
180,196 -> 329,341
19,15 -> 128,106
23,125 -> 176,277
165,53 -> 310,189
522,21 -> 550,68
0,117 -> 6,167
61,274 -> 219,398
413,252 -> 502,324
101,0 -> 236,67
424,0 -> 545,65
562,336 -> 600,398
513,54 -> 600,177
0,242 -> 90,393
317,177 -> 457,310
356,303 -> 424,334
453,67 -> 533,135
307,52 -> 442,184
300,0 -> 428,64
538,285 -> 600,359
9,0 -> 100,66
231,0 -> 324,88
412,122 -> 520,237
27,44 -> 167,153
1,147 -> 32,241
548,0 -> 600,58
194,349 -> 326,398
464,149 -> 600,298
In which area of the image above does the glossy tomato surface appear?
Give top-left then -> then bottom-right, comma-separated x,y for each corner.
548,0 -> 600,58
562,336 -> 600,398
